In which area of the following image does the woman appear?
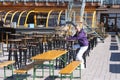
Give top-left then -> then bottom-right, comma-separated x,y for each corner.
67,23 -> 89,69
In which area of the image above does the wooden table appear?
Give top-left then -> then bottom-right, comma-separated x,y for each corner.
8,39 -> 22,42
8,39 -> 22,47
31,49 -> 68,80
10,33 -> 21,36
32,35 -> 44,42
31,49 -> 67,60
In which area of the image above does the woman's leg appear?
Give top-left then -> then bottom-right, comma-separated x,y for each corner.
76,46 -> 88,69
70,44 -> 80,61
72,44 -> 80,49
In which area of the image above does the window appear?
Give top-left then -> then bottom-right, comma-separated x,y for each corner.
109,14 -> 116,17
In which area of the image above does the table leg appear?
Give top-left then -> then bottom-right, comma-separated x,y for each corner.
33,66 -> 36,80
49,61 -> 54,79
4,67 -> 6,79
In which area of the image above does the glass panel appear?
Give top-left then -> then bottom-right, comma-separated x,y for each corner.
109,14 -> 116,17
117,14 -> 120,17
49,11 -> 58,27
87,12 -> 93,17
103,0 -> 120,5
13,12 -> 20,24
60,15 -> 65,26
103,16 -> 106,23
117,18 -> 120,29
86,18 -> 92,27
20,12 -> 27,25
4,0 -> 14,1
6,13 -> 13,24
35,0 -> 70,2
108,18 -> 115,31
36,13 -> 47,27
86,0 -> 101,2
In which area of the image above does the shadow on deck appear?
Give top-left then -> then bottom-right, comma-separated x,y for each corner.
109,52 -> 120,73
109,64 -> 120,73
110,52 -> 120,61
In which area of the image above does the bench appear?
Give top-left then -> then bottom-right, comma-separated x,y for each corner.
14,61 -> 44,80
0,60 -> 15,79
59,61 -> 81,80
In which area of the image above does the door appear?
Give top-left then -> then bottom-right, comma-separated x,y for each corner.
101,13 -> 117,32
107,18 -> 116,32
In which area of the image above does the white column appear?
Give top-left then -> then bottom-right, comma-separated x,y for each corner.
100,0 -> 104,5
80,0 -> 86,22
73,11 -> 76,23
65,10 -> 68,22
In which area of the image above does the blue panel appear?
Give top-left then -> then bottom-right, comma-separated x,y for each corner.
28,24 -> 34,28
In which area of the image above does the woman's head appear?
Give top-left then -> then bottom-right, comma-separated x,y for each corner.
75,22 -> 83,32
75,25 -> 81,32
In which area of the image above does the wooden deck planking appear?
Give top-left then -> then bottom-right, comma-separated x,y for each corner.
81,35 -> 120,80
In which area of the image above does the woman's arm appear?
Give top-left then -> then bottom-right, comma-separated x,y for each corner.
77,29 -> 87,39
67,33 -> 77,40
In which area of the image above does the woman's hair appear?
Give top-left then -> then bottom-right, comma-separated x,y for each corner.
65,21 -> 77,27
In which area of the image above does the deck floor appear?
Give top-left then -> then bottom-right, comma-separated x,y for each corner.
81,34 -> 120,80
0,34 -> 120,80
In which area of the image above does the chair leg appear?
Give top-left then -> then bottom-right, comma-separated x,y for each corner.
23,49 -> 27,66
82,53 -> 86,68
